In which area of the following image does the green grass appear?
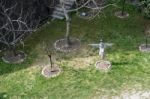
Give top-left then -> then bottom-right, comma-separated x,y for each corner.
0,6 -> 150,99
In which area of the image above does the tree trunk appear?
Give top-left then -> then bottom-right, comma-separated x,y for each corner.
48,54 -> 53,70
65,18 -> 71,47
61,0 -> 71,47
146,36 -> 148,48
122,0 -> 126,15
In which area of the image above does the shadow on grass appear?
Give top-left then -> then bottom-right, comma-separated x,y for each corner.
0,92 -> 7,99
112,61 -> 130,66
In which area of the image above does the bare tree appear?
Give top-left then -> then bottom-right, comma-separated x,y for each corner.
0,0 -> 39,63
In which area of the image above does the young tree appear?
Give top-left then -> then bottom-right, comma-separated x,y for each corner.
122,0 -> 126,15
115,0 -> 129,18
42,42 -> 61,78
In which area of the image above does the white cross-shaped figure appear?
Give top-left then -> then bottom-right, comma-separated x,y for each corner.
89,39 -> 113,60
99,39 -> 105,59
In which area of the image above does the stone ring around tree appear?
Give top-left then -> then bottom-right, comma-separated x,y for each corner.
95,60 -> 111,72
2,51 -> 26,64
41,64 -> 61,78
139,44 -> 150,52
114,11 -> 129,19
54,38 -> 81,52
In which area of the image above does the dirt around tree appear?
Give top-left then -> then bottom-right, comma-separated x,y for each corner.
139,44 -> 150,52
41,64 -> 61,78
54,38 -> 81,52
95,60 -> 111,71
2,51 -> 26,64
115,11 -> 129,18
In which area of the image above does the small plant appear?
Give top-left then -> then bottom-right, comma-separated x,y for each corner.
114,0 -> 129,18
42,42 -> 54,71
42,42 -> 61,78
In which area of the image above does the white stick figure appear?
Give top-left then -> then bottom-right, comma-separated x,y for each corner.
99,39 -> 105,59
89,39 -> 113,60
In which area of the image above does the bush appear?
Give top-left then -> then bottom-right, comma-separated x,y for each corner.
139,0 -> 150,18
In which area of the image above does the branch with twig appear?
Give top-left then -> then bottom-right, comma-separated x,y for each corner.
0,0 -> 40,50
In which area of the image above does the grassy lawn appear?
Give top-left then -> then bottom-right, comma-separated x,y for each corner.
0,5 -> 150,99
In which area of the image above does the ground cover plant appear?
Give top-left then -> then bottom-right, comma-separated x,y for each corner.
0,4 -> 150,99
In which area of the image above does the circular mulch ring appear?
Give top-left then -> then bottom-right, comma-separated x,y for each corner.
77,11 -> 98,19
41,65 -> 61,78
114,11 -> 129,18
95,60 -> 111,71
139,44 -> 150,52
54,38 -> 81,52
2,51 -> 26,64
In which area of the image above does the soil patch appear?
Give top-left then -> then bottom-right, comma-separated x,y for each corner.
95,60 -> 111,71
139,44 -> 150,52
115,11 -> 129,18
54,38 -> 81,52
41,64 -> 61,78
2,51 -> 26,64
